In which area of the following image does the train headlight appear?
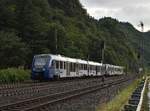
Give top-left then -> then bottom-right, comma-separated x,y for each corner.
42,68 -> 46,71
33,68 -> 36,71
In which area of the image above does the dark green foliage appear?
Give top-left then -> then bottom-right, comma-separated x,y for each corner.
0,31 -> 28,68
0,68 -> 30,83
0,0 -> 149,71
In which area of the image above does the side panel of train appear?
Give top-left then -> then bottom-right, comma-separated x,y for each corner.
105,64 -> 124,76
44,60 -> 103,79
32,62 -> 103,80
31,54 -> 124,80
52,61 -> 87,78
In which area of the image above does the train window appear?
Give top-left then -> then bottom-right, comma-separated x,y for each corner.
79,64 -> 81,70
70,63 -> 75,72
73,63 -> 76,72
94,66 -> 95,70
62,62 -> 64,69
96,66 -> 98,72
71,63 -> 73,71
92,66 -> 94,70
70,63 -> 72,71
86,65 -> 87,70
99,66 -> 101,72
72,63 -> 73,71
82,64 -> 84,70
87,65 -> 89,70
80,64 -> 81,70
56,61 -> 59,69
70,63 -> 74,72
81,64 -> 83,70
60,61 -> 63,69
72,63 -> 74,71
90,65 -> 92,70
64,62 -> 66,69
67,62 -> 69,70
51,60 -> 55,67
75,63 -> 77,71
84,64 -> 86,70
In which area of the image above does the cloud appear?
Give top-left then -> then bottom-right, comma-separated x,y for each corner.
80,0 -> 150,8
80,0 -> 150,31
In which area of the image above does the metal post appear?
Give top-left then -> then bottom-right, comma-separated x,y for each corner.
101,41 -> 105,64
55,27 -> 58,54
138,21 -> 144,73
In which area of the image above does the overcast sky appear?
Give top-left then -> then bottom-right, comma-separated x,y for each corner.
80,0 -> 150,32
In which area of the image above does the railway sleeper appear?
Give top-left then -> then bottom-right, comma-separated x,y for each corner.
131,94 -> 141,100
128,99 -> 140,105
124,104 -> 137,111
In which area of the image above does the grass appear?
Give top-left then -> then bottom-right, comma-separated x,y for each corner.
97,79 -> 140,111
0,68 -> 30,83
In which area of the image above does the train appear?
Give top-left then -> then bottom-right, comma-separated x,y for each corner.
31,54 -> 124,80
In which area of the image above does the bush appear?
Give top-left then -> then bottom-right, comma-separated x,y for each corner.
0,68 -> 30,83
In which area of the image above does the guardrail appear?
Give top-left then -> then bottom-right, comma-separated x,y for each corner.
136,78 -> 147,111
123,78 -> 147,111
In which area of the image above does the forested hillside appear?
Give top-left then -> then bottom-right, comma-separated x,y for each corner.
0,0 -> 149,70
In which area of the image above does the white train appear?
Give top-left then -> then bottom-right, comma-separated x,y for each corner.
31,54 -> 124,80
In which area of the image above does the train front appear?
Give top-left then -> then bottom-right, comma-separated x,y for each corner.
31,55 -> 52,80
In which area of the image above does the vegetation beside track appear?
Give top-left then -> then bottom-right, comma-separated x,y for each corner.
1,0 -> 150,70
97,78 -> 140,111
0,68 -> 30,83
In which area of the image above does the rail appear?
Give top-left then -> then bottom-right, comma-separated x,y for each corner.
0,77 -> 131,111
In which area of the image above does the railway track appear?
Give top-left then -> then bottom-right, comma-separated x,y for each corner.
0,77 -> 130,111
0,76 -> 123,98
0,81 -> 54,92
0,77 -> 98,90
0,76 -> 122,91
0,76 -> 122,106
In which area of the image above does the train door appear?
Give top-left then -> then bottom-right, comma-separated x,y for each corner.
50,60 -> 56,78
66,62 -> 70,77
100,65 -> 102,75
76,63 -> 79,76
96,66 -> 98,76
53,61 -> 60,78
87,65 -> 90,76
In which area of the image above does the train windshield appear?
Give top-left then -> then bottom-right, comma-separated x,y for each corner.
34,56 -> 50,67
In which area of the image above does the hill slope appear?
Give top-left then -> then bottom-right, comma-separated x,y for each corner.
0,0 -> 149,70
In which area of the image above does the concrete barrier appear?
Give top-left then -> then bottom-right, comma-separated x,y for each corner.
123,78 -> 147,111
136,78 -> 147,111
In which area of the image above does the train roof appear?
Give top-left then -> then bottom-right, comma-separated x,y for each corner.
34,54 -> 124,68
50,54 -> 77,63
103,64 -> 124,68
77,59 -> 88,64
88,61 -> 102,66
34,54 -> 102,65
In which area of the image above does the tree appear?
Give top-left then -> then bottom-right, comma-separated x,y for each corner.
0,31 -> 29,68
